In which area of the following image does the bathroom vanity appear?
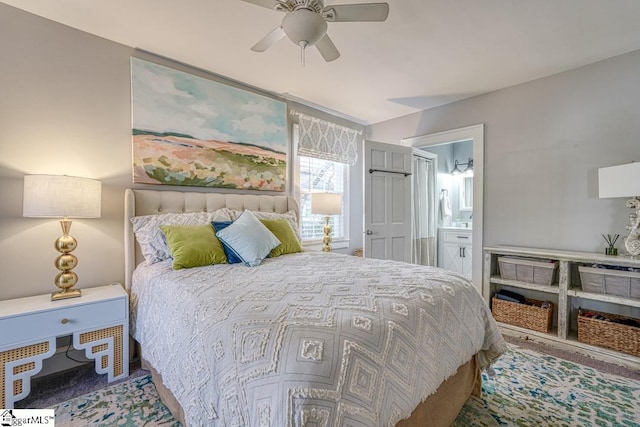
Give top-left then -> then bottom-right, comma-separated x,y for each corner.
438,226 -> 472,279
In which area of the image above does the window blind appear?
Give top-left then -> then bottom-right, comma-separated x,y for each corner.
291,110 -> 360,165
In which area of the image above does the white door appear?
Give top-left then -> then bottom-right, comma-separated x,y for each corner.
364,140 -> 412,262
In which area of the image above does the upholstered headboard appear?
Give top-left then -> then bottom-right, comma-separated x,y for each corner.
124,189 -> 299,291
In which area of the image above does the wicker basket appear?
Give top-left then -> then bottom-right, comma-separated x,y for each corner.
577,308 -> 640,357
498,257 -> 557,286
354,248 -> 363,257
491,297 -> 553,332
578,266 -> 640,299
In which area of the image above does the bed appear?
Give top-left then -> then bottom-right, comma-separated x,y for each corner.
124,188 -> 506,426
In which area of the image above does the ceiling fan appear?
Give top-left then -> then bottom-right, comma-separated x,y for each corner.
241,0 -> 389,63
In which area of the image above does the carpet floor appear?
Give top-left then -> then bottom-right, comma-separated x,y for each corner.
16,338 -> 640,426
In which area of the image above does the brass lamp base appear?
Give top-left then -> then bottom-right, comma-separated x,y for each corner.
52,288 -> 82,301
322,216 -> 332,252
52,217 -> 82,301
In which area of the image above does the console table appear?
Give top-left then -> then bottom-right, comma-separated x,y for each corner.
484,246 -> 640,369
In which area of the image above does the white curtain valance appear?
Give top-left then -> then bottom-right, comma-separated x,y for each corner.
291,110 -> 361,165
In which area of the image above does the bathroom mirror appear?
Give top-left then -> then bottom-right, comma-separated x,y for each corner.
459,176 -> 473,211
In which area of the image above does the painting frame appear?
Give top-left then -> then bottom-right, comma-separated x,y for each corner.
131,58 -> 287,192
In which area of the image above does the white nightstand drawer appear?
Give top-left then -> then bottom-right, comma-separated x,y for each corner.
0,298 -> 126,347
442,230 -> 472,244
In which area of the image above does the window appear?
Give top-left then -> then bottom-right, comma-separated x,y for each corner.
291,119 -> 355,246
298,156 -> 348,242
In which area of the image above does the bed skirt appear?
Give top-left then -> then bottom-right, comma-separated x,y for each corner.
142,354 -> 481,427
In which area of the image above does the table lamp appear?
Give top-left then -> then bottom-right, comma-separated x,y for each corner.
311,193 -> 342,252
23,175 -> 102,300
598,162 -> 640,257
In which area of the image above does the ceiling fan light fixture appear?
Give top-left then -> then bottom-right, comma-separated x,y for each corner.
282,9 -> 327,46
244,0 -> 389,63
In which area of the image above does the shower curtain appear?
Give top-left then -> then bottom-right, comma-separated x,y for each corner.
412,155 -> 436,266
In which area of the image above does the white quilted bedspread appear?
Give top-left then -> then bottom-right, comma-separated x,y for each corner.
131,251 -> 506,427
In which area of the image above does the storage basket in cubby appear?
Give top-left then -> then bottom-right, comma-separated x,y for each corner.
578,266 -> 640,299
498,257 -> 557,286
577,308 -> 640,357
491,297 -> 553,333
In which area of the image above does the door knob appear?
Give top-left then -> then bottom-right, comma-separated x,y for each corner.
366,230 -> 373,235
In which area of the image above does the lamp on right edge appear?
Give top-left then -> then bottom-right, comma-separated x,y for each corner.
598,162 -> 640,257
311,193 -> 342,252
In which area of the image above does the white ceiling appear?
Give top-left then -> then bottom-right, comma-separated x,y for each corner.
4,0 -> 640,124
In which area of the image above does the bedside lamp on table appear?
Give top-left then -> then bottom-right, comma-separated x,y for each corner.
23,175 -> 102,300
598,162 -> 640,257
311,193 -> 342,252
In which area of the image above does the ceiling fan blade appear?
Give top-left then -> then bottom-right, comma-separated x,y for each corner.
251,26 -> 286,52
238,0 -> 278,10
315,34 -> 340,62
323,3 -> 389,22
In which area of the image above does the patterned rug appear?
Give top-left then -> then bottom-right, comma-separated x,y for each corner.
51,345 -> 640,426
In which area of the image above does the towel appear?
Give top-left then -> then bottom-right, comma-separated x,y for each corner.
440,193 -> 452,220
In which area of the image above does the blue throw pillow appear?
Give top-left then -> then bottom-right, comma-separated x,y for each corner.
215,210 -> 281,267
211,221 -> 242,264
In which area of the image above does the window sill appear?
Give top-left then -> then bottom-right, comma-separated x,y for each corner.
302,239 -> 350,252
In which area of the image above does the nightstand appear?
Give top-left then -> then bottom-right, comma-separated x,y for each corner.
0,283 -> 129,408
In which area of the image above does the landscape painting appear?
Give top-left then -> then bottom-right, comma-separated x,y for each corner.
131,58 -> 287,191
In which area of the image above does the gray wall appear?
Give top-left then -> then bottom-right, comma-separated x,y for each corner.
368,49 -> 640,253
0,4 -> 363,300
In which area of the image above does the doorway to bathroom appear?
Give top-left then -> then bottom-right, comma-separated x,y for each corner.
402,124 -> 484,292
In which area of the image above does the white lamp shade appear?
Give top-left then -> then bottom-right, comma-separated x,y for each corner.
311,193 -> 342,216
23,175 -> 102,218
598,162 -> 640,198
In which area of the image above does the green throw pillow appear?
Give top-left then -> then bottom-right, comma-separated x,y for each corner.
160,224 -> 227,269
260,219 -> 303,257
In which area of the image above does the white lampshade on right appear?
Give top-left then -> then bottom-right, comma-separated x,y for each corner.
311,193 -> 342,216
598,162 -> 640,257
311,193 -> 342,252
598,162 -> 640,198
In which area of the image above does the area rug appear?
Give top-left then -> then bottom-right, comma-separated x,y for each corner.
453,346 -> 640,426
51,345 -> 640,426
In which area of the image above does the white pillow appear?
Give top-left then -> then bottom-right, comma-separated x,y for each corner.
229,209 -> 301,243
131,209 -> 232,264
216,210 -> 280,267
